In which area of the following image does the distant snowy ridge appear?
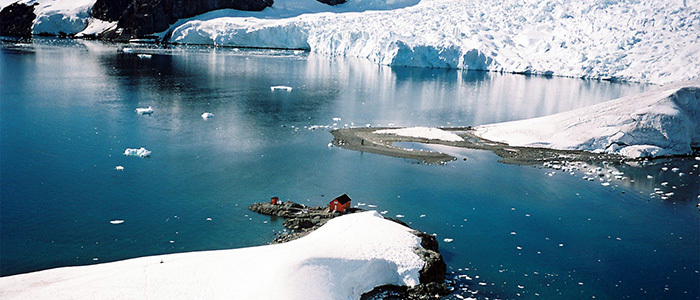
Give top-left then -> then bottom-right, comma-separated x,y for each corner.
163,0 -> 700,84
0,211 -> 425,300
474,81 -> 700,158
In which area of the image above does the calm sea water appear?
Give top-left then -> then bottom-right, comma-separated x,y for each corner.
1,38 -> 698,299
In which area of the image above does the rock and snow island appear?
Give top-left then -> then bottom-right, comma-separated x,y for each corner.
333,82 -> 700,164
0,211 -> 445,300
1,0 -> 699,84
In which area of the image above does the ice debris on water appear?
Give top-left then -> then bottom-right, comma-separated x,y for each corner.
121,47 -> 134,53
124,147 -> 151,157
115,166 -> 124,171
136,54 -> 152,59
444,238 -> 454,243
135,106 -> 153,114
110,220 -> 124,224
270,85 -> 293,92
201,112 -> 214,120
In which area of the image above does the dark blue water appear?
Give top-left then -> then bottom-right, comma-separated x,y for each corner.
1,38 -> 698,299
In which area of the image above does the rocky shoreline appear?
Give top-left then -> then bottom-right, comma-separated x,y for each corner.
331,126 -> 635,165
249,201 -> 450,299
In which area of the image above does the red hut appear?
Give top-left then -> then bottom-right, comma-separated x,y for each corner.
329,194 -> 352,212
270,196 -> 279,205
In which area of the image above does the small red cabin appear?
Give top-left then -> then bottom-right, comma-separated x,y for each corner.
270,196 -> 279,205
329,194 -> 352,212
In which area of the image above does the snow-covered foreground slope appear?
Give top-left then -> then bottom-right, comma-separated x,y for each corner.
165,0 -> 700,84
0,211 -> 424,300
474,81 -> 700,158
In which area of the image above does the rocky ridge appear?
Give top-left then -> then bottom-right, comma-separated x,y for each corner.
0,2 -> 35,38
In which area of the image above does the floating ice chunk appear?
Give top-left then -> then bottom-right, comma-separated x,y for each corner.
135,106 -> 153,114
671,167 -> 680,172
115,166 -> 124,171
110,220 -> 124,224
511,232 -> 517,235
443,238 -> 453,243
121,47 -> 134,53
124,147 -> 151,157
661,167 -> 668,171
396,214 -> 405,218
332,117 -> 341,122
206,218 -> 212,221
270,85 -> 293,92
137,54 -> 152,59
601,182 -> 611,186
201,112 -> 214,120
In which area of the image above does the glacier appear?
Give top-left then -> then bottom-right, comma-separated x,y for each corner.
1,0 -> 698,84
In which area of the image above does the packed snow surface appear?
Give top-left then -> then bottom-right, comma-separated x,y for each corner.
474,81 -> 700,158
376,127 -> 463,142
0,211 -> 424,300
162,0 -> 700,84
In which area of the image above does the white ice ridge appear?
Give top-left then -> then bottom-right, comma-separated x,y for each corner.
0,211 -> 424,300
376,127 -> 463,142
160,0 -> 700,84
135,106 -> 153,114
124,147 -> 151,157
473,81 -> 700,158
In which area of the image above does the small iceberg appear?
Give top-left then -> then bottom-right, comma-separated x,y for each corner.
115,166 -> 124,171
270,85 -> 293,92
124,147 -> 151,157
121,48 -> 134,53
135,106 -> 153,114
110,220 -> 124,224
137,54 -> 152,59
201,112 -> 214,120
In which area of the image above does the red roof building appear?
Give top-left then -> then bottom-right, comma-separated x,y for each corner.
329,194 -> 352,212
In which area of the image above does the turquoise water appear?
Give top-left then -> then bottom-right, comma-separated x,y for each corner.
1,38 -> 698,299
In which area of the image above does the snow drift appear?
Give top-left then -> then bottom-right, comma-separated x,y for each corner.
0,211 -> 425,300
474,81 -> 700,158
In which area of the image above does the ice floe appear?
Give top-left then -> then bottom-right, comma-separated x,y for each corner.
115,166 -> 124,171
109,220 -> 124,225
135,106 -> 153,114
124,147 -> 151,157
270,85 -> 293,92
201,112 -> 214,120
0,211 -> 424,300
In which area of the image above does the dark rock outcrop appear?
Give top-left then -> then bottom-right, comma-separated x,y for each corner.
91,0 -> 274,39
0,2 -> 36,38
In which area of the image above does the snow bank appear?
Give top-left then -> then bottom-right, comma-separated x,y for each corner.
164,0 -> 700,84
0,211 -> 424,300
376,127 -> 463,142
474,81 -> 700,158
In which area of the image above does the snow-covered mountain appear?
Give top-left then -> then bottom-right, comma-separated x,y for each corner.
2,0 -> 698,84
